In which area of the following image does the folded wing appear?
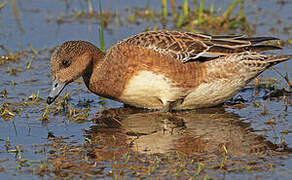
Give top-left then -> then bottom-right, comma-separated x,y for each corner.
120,30 -> 281,63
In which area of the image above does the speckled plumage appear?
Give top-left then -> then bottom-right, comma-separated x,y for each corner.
48,30 -> 292,111
121,30 -> 281,63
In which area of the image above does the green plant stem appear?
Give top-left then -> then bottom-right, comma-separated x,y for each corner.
161,0 -> 167,19
222,0 -> 244,19
198,0 -> 204,25
98,0 -> 105,52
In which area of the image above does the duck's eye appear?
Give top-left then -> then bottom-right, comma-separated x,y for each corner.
62,60 -> 70,67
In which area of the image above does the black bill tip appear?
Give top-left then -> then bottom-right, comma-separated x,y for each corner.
47,96 -> 55,105
47,79 -> 67,105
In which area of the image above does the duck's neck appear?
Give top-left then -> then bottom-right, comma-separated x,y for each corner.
82,48 -> 105,90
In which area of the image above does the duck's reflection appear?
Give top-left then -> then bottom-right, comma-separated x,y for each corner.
86,107 -> 287,159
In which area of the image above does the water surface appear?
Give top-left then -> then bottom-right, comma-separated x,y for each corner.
0,0 -> 291,179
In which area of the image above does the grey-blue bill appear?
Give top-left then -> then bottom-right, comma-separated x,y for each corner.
47,79 -> 67,104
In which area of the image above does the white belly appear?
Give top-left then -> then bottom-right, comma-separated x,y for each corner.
119,71 -> 184,109
119,71 -> 246,110
178,77 -> 246,110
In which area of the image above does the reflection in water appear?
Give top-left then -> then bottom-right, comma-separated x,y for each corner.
43,108 -> 292,178
87,108 -> 288,159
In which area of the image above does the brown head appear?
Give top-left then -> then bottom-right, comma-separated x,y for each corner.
47,41 -> 105,104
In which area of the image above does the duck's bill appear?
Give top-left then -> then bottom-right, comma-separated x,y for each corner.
47,79 -> 66,104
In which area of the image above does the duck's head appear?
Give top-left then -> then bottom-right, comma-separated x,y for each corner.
47,41 -> 104,104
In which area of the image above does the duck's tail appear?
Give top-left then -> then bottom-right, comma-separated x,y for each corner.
266,55 -> 292,67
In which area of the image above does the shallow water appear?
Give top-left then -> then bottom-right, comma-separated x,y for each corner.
0,0 -> 291,179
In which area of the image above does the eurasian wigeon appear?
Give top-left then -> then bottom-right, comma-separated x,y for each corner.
47,30 -> 292,111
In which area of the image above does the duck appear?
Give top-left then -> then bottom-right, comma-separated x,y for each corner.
47,30 -> 292,112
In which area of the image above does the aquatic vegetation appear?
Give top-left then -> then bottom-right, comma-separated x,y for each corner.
41,106 -> 50,121
0,53 -> 20,65
161,0 -> 168,19
27,91 -> 40,104
123,0 -> 250,33
0,89 -> 7,98
0,0 -> 291,179
179,0 -> 248,33
50,0 -> 251,34
53,3 -> 116,27
0,1 -> 7,10
0,102 -> 16,121
68,105 -> 89,123
98,0 -> 105,52
8,67 -> 23,75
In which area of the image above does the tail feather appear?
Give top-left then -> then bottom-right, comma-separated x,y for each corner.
206,45 -> 282,55
266,55 -> 292,63
206,36 -> 281,55
247,45 -> 282,52
237,37 -> 279,44
212,34 -> 246,39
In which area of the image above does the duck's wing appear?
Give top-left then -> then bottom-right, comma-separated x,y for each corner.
120,30 -> 281,63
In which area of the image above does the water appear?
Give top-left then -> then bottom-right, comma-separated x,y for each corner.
0,0 -> 291,179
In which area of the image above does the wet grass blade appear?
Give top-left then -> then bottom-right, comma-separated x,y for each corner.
161,0 -> 167,19
210,2 -> 214,15
198,0 -> 204,25
222,0 -> 244,19
88,0 -> 93,14
271,66 -> 292,89
170,0 -> 177,19
176,10 -> 185,28
284,63 -> 291,89
182,0 -> 189,18
98,0 -> 105,52
0,1 -> 7,10
29,44 -> 38,56
11,0 -> 19,19
26,56 -> 34,70
239,0 -> 245,19
11,0 -> 25,33
176,0 -> 189,28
